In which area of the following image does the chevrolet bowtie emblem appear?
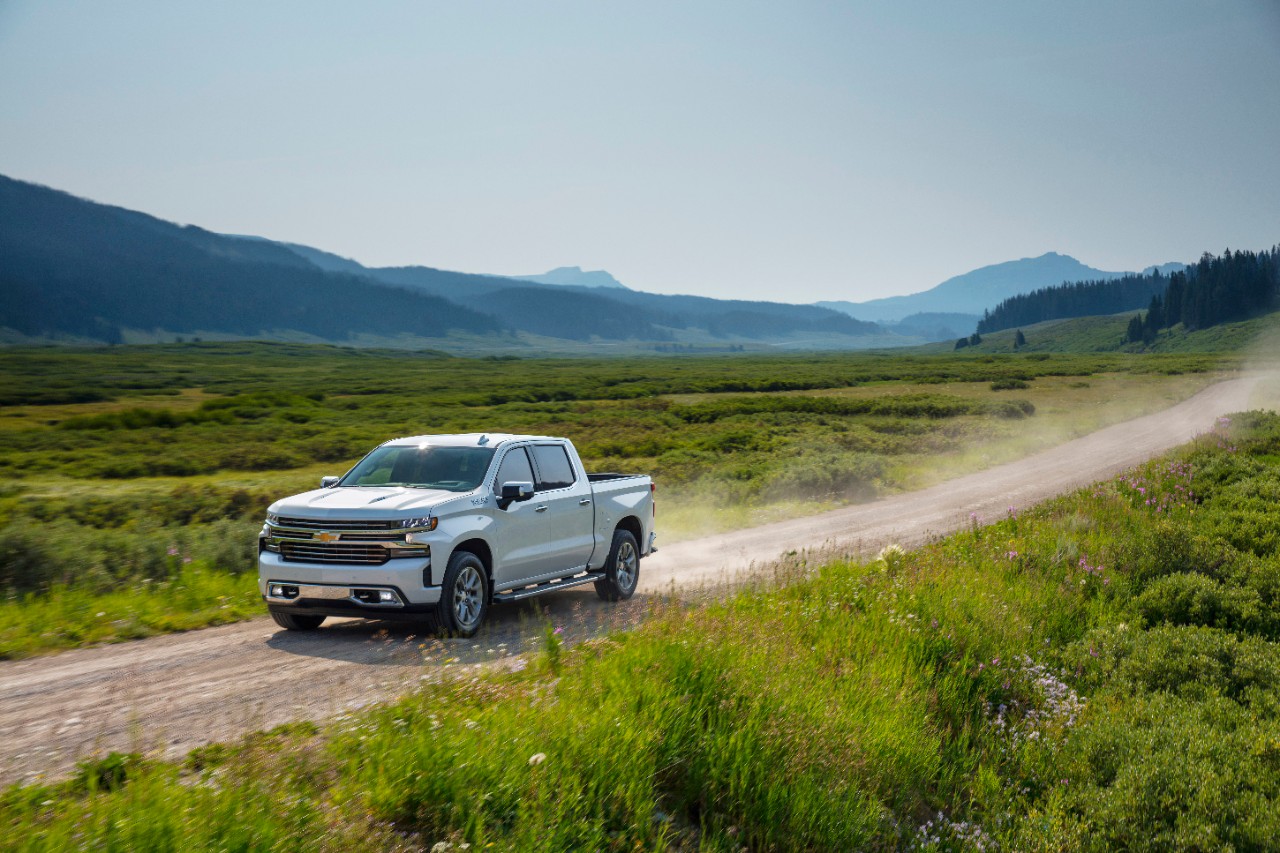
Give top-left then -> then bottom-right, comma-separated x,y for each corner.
316,531 -> 341,543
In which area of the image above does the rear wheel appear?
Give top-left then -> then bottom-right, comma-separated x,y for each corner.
595,529 -> 640,602
270,610 -> 325,631
436,550 -> 488,638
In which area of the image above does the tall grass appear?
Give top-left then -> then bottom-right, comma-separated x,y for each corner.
0,563 -> 260,658
6,411 -> 1280,849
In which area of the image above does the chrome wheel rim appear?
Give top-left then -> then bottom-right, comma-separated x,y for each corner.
453,565 -> 484,630
615,539 -> 638,592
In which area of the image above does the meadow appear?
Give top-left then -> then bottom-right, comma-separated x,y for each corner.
0,343 -> 1230,656
3,400 -> 1278,850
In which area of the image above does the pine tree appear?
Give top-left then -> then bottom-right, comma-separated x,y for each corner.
1126,315 -> 1145,344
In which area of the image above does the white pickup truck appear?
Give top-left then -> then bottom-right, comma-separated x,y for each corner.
258,433 -> 655,637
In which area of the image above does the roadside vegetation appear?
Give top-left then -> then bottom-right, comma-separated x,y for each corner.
4,408 -> 1280,849
0,344 -> 1231,656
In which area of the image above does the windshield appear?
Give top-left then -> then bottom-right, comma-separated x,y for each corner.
340,445 -> 495,492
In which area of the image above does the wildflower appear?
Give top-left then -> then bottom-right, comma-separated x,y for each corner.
528,752 -> 547,766
167,546 -> 179,557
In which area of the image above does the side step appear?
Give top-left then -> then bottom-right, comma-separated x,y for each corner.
493,571 -> 606,603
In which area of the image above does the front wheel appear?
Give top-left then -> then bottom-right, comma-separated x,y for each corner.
595,529 -> 640,602
436,550 -> 489,638
270,610 -> 325,631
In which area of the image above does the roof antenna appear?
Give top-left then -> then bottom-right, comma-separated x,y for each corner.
478,434 -> 489,445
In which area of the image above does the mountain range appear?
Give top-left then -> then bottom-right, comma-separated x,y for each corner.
0,174 -> 896,349
0,173 -> 1184,350
817,253 -> 1184,326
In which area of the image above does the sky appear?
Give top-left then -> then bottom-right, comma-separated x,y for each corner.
2,1 -> 1278,303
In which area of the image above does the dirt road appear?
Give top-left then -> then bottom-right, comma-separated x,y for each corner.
0,377 -> 1258,785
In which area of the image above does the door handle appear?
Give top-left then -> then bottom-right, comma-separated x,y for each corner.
534,504 -> 549,512
579,499 -> 591,506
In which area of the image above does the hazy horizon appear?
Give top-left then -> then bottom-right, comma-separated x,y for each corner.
2,1 -> 1277,303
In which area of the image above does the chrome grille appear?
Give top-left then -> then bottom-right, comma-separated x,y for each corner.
279,541 -> 389,565
275,516 -> 404,531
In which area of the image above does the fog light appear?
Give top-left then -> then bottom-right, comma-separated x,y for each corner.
270,584 -> 283,597
379,590 -> 395,602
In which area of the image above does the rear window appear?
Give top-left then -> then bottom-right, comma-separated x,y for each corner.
531,444 -> 576,491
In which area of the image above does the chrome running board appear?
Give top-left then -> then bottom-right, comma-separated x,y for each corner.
493,571 -> 605,602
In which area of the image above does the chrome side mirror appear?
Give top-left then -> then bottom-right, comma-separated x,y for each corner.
497,480 -> 534,509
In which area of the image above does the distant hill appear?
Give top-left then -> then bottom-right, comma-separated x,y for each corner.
819,252 -> 1185,323
229,234 -> 891,344
912,308 -> 1280,356
512,266 -> 629,290
0,176 -> 503,344
976,246 -> 1277,339
1,174 -> 908,350
882,312 -> 982,342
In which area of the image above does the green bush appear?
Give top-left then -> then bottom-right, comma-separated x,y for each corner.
1024,693 -> 1280,849
1134,571 -> 1263,634
0,524 -> 58,593
765,451 -> 885,501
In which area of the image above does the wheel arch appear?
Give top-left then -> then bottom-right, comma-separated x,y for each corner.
449,537 -> 493,585
615,515 -> 642,546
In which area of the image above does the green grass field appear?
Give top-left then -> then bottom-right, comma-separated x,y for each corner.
4,407 -> 1279,850
0,344 -> 1240,657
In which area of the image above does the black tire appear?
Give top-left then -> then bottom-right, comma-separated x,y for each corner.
595,528 -> 640,602
270,610 -> 325,631
436,550 -> 489,638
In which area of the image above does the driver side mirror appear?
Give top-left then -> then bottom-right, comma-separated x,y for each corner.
497,480 -> 534,510
320,476 -> 340,488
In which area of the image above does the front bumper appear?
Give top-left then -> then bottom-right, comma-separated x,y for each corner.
258,552 -> 442,614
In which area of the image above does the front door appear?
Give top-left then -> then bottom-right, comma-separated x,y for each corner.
488,446 -> 548,589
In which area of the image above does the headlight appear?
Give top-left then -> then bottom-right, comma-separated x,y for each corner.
399,516 -> 437,531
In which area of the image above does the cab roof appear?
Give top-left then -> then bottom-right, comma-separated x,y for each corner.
380,433 -> 561,449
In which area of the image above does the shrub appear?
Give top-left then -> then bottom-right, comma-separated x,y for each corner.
765,451 -> 885,501
0,524 -> 59,593
1134,572 -> 1262,634
1025,693 -> 1280,849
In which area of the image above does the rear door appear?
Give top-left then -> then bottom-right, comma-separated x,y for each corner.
530,443 -> 596,573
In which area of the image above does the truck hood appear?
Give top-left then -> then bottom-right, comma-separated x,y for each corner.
269,486 -> 466,519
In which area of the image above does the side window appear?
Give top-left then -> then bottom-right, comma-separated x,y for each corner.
495,447 -> 535,486
531,444 -> 576,491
